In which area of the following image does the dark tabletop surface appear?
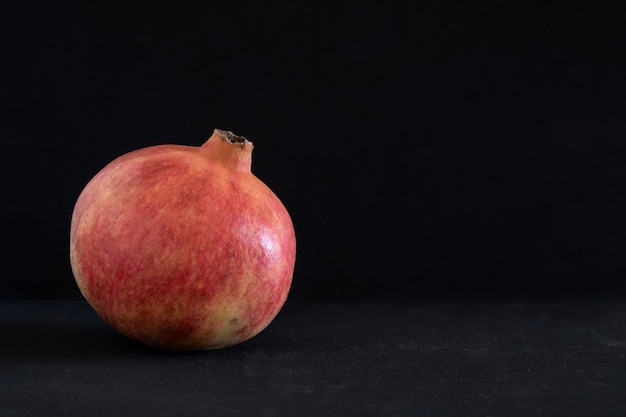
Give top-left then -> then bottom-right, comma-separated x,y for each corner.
1,300 -> 625,417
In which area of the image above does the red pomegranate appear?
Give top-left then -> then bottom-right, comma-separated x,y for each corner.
69,129 -> 296,350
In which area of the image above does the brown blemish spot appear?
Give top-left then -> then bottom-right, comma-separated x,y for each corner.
229,318 -> 238,325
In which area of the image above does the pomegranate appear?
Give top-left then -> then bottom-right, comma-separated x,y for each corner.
69,129 -> 296,350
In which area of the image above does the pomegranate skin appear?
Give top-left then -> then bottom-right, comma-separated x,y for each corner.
69,129 -> 296,350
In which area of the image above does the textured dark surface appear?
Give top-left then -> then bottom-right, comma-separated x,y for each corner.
1,300 -> 626,416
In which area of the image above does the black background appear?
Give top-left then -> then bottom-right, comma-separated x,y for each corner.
2,1 -> 625,303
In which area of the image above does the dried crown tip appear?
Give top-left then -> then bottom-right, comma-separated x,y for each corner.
214,128 -> 252,146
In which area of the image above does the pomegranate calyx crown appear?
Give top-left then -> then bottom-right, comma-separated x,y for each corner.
214,129 -> 253,147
